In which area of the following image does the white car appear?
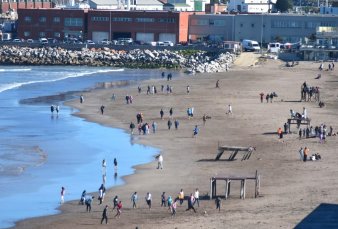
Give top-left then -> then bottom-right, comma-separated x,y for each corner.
100,39 -> 111,45
39,38 -> 48,44
27,39 -> 34,43
13,38 -> 22,42
85,40 -> 95,45
163,41 -> 174,47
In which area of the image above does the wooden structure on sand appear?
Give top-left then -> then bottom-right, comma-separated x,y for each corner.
287,118 -> 310,133
215,145 -> 255,161
210,170 -> 260,200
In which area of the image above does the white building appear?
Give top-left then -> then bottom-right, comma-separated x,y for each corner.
227,0 -> 276,13
164,0 -> 210,11
89,0 -> 163,10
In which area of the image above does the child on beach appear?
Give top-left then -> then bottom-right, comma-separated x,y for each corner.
171,200 -> 177,217
215,197 -> 221,212
131,192 -> 138,208
115,201 -> 122,218
145,192 -> 152,209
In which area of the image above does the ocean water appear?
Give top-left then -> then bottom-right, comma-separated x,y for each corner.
0,66 -> 174,228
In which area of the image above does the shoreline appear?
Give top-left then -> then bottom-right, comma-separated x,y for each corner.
13,57 -> 338,228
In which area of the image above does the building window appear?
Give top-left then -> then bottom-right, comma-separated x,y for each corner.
214,20 -> 225,26
39,16 -> 46,23
158,18 -> 175,23
24,16 -> 32,23
64,18 -> 83,27
39,32 -> 46,37
23,31 -> 30,37
91,16 -> 109,22
135,18 -> 155,23
54,32 -> 60,38
112,17 -> 132,22
272,20 -> 303,28
191,19 -> 208,26
53,17 -> 60,23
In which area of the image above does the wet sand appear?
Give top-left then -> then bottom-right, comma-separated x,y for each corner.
14,57 -> 338,229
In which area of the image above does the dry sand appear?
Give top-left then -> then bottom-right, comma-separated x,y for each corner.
14,55 -> 338,229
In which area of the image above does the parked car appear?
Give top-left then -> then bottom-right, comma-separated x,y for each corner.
12,38 -> 22,42
100,39 -> 111,45
117,38 -> 133,45
241,39 -> 260,52
26,39 -> 34,43
85,40 -> 95,45
39,38 -> 48,44
163,41 -> 174,47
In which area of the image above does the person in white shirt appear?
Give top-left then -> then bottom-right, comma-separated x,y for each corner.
194,188 -> 200,207
145,192 -> 152,209
157,154 -> 163,169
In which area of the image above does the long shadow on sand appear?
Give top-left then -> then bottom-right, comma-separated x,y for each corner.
295,203 -> 338,229
282,100 -> 302,103
197,159 -> 238,162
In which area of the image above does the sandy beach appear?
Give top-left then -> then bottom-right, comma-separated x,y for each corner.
14,54 -> 338,229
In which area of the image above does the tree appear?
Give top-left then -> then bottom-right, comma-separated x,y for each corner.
275,0 -> 293,12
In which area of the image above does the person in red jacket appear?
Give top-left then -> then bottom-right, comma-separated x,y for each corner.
115,201 -> 122,218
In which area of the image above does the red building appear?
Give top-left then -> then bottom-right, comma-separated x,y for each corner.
18,8 -> 87,40
1,0 -> 53,14
17,8 -> 192,43
87,10 -> 191,44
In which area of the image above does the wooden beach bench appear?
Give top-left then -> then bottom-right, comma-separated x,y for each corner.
215,146 -> 255,161
209,170 -> 260,200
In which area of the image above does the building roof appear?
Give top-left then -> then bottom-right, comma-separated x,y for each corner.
136,0 -> 163,6
90,0 -> 119,5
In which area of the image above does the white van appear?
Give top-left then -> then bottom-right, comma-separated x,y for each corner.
268,42 -> 281,53
241,39 -> 260,52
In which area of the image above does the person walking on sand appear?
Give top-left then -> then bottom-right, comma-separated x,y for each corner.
260,92 -> 264,103
131,192 -> 138,208
130,122 -> 135,135
215,196 -> 221,212
113,195 -> 119,210
98,184 -> 106,205
60,186 -> 65,204
186,193 -> 196,213
152,121 -> 157,133
100,205 -> 109,224
50,105 -> 55,114
100,105 -> 105,115
145,192 -> 152,210
157,154 -> 163,169
226,104 -> 232,115
56,105 -> 60,114
298,147 -> 304,161
194,188 -> 200,207
169,107 -> 173,117
80,94 -> 84,103
277,127 -> 283,139
160,109 -> 164,120
167,196 -> 173,210
171,199 -> 177,217
85,195 -> 94,212
187,85 -> 190,93
161,192 -> 166,207
174,119 -> 179,130
303,147 -> 309,162
179,189 -> 184,205
193,125 -> 199,137
216,80 -> 220,88
167,119 -> 172,130
202,114 -> 207,126
115,201 -> 122,218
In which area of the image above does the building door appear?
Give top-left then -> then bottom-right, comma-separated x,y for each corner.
159,33 -> 176,43
113,32 -> 132,40
136,33 -> 154,43
92,31 -> 109,43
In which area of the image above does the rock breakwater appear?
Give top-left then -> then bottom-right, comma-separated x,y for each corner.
0,46 -> 236,73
